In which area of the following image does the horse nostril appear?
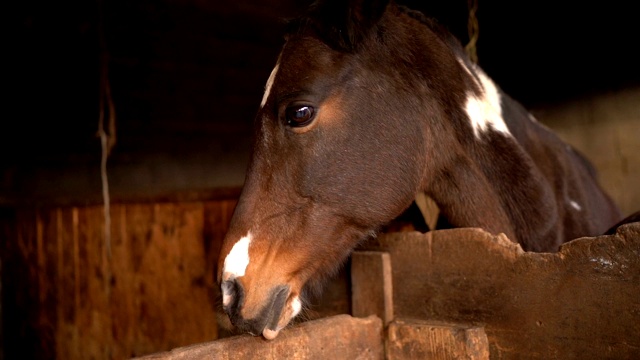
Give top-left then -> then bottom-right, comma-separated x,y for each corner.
221,279 -> 243,312
267,285 -> 290,330
220,281 -> 292,337
239,285 -> 291,337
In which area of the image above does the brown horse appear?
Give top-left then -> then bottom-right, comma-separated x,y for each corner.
216,0 -> 622,339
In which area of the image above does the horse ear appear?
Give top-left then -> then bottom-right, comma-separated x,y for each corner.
309,0 -> 391,50
347,0 -> 390,30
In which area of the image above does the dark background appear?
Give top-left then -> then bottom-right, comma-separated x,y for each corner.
5,0 -> 638,206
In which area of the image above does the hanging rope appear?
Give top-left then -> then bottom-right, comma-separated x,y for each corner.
465,0 -> 479,64
98,0 -> 116,259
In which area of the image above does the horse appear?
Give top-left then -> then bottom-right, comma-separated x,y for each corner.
216,0 -> 623,339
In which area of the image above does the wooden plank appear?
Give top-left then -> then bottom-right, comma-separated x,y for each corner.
3,199 -> 244,358
37,209 -> 58,357
135,314 -> 384,360
1,209 -> 46,360
387,318 -> 489,360
203,199 -> 236,289
351,251 -> 393,325
414,192 -> 440,231
361,224 -> 640,358
55,207 -> 79,360
76,204 -> 112,359
121,202 -> 219,356
109,203 -> 137,358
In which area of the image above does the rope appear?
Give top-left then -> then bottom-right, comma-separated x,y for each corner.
98,0 -> 116,259
465,0 -> 479,64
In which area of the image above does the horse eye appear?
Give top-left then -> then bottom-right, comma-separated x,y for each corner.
285,106 -> 315,127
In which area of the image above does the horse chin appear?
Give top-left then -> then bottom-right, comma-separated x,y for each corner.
262,294 -> 303,340
262,328 -> 280,340
225,286 -> 302,340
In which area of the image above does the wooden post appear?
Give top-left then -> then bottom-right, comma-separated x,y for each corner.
387,318 -> 489,360
351,251 -> 394,325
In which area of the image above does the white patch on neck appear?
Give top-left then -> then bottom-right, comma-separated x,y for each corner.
260,61 -> 280,108
569,200 -> 582,211
222,232 -> 252,280
458,59 -> 512,139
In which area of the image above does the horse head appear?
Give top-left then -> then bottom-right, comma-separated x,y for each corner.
216,0 -> 429,339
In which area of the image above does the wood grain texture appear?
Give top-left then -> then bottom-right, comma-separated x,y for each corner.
2,200 -> 237,359
136,314 -> 384,360
387,318 -> 489,360
351,251 -> 393,325
361,224 -> 640,359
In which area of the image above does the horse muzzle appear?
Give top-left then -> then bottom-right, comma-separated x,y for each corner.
222,277 -> 292,339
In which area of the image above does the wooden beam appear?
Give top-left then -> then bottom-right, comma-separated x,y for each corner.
361,224 -> 640,358
135,315 -> 384,360
351,251 -> 394,325
387,318 -> 489,360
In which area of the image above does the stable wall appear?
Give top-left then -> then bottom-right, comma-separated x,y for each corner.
3,87 -> 637,217
533,86 -> 640,217
5,0 -> 639,213
1,201 -> 236,359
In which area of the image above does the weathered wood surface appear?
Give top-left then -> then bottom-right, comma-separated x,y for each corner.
361,223 -> 640,359
3,201 -> 638,359
351,251 -> 393,325
136,314 -> 384,360
1,200 -> 236,359
387,318 -> 489,360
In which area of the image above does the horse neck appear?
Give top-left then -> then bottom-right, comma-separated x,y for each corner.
427,127 -> 564,248
414,60 -> 561,248
378,13 -> 556,246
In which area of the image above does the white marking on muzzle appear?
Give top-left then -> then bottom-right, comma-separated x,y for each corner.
222,232 -> 252,281
458,58 -> 512,139
223,232 -> 252,279
260,61 -> 280,108
221,281 -> 233,307
221,232 -> 252,306
569,200 -> 582,211
291,296 -> 302,317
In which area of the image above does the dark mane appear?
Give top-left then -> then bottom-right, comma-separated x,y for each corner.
396,5 -> 467,58
286,2 -> 466,58
284,8 -> 370,51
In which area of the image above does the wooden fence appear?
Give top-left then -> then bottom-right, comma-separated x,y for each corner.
2,201 -> 638,359
138,224 -> 640,359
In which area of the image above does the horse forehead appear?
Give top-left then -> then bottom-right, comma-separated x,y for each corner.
261,62 -> 280,108
277,37 -> 342,80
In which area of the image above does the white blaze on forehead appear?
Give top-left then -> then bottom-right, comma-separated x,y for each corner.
222,232 -> 252,280
458,58 -> 512,139
260,61 -> 280,108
